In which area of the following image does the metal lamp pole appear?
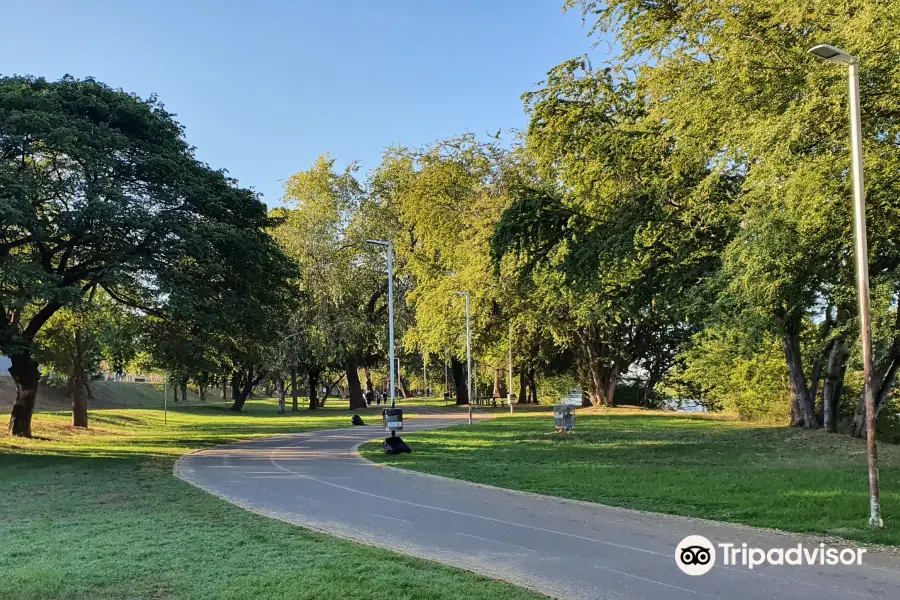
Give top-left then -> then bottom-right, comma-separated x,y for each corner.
367,240 -> 395,409
508,322 -> 514,415
455,291 -> 472,425
809,44 -> 882,528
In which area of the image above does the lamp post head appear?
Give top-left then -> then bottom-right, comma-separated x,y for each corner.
454,291 -> 469,297
808,44 -> 855,65
366,239 -> 390,247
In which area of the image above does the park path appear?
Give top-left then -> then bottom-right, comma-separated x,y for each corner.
175,410 -> 900,600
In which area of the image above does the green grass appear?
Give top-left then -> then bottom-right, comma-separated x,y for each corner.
360,408 -> 900,546
0,401 -> 542,600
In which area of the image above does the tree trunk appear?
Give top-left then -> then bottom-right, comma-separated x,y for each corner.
808,345 -> 829,422
364,367 -> 375,404
526,366 -> 538,404
230,381 -> 248,411
230,367 -> 254,411
291,367 -> 299,412
199,384 -> 206,402
518,368 -> 528,405
221,376 -> 227,400
642,365 -> 662,408
275,375 -> 286,414
492,369 -> 502,400
822,340 -> 847,433
365,368 -> 374,395
397,371 -> 409,399
72,329 -> 88,428
347,357 -> 366,410
173,381 -> 180,403
181,381 -> 188,403
7,352 -> 40,437
587,360 -> 605,406
579,367 -> 593,407
782,329 -> 817,429
451,357 -> 468,405
319,374 -> 345,408
602,362 -> 619,407
308,370 -> 320,410
852,355 -> 900,438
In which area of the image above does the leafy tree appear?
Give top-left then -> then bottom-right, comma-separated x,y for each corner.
492,59 -> 736,406
273,156 -> 388,410
1,75 -> 294,435
33,288 -> 142,427
564,0 -> 900,429
371,137 -> 518,405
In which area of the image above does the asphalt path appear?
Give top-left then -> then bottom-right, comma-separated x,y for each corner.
175,411 -> 900,600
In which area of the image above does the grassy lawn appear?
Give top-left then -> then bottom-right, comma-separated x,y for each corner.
361,408 -> 900,546
0,400 -> 541,600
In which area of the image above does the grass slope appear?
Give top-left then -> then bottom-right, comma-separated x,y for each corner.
0,378 -> 206,412
361,409 -> 900,546
0,401 -> 541,600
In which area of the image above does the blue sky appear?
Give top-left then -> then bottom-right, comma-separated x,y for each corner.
1,1 -> 608,205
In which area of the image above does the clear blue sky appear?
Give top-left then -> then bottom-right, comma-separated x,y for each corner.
1,0 -> 608,205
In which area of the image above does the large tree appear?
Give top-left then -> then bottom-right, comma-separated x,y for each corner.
564,0 -> 900,428
273,156 -> 389,410
1,75 -> 294,435
492,60 -> 736,406
371,137 -> 519,405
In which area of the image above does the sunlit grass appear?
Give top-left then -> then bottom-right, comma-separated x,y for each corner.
361,408 -> 900,546
0,400 -> 541,600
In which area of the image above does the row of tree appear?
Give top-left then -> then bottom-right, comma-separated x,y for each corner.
5,1 -> 900,439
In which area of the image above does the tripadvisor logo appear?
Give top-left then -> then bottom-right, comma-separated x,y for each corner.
675,535 -> 868,576
675,535 -> 716,576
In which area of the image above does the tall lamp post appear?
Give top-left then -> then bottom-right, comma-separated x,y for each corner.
367,240 -> 396,409
454,291 -> 473,425
809,44 -> 882,528
508,322 -> 514,415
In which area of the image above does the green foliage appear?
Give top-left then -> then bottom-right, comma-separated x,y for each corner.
32,290 -> 141,383
493,58 -> 736,406
556,0 -> 900,422
1,75 -> 296,425
273,155 -> 389,381
372,137 -> 517,367
670,325 -> 792,421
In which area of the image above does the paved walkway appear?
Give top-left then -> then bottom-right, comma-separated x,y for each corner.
175,411 -> 900,600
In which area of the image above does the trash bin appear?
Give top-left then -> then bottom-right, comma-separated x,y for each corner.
382,408 -> 403,433
554,405 -> 575,432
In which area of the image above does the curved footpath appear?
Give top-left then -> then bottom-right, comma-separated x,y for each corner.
176,411 -> 900,600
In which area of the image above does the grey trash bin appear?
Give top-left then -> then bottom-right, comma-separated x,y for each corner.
554,405 -> 575,432
382,408 -> 403,433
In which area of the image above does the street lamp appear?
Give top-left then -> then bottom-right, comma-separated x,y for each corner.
423,352 -> 428,405
454,291 -> 473,425
367,240 -> 396,409
508,322 -> 514,415
809,43 -> 882,528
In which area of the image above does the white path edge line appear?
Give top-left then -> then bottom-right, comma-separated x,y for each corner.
456,532 -> 536,553
595,566 -> 717,598
361,511 -> 411,524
